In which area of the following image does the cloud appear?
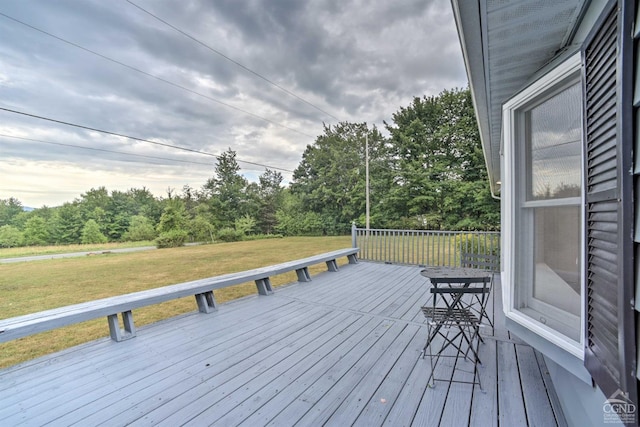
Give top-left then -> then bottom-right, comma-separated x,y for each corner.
0,0 -> 466,207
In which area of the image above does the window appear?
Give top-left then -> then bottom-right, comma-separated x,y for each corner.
503,53 -> 584,356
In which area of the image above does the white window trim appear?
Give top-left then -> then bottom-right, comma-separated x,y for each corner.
502,52 -> 584,359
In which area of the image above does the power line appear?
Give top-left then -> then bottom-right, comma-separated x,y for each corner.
0,133 -> 214,166
0,11 -> 315,139
0,106 -> 295,173
126,0 -> 340,121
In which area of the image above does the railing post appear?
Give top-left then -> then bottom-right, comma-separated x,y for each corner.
351,222 -> 357,248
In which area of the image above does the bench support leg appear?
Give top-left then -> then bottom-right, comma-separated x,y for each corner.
108,311 -> 136,342
256,278 -> 273,295
348,254 -> 358,264
326,259 -> 339,272
195,291 -> 217,313
296,267 -> 311,282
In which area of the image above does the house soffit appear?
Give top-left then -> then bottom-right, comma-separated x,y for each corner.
452,0 -> 587,196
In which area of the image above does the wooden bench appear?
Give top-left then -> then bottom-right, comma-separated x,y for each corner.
0,248 -> 359,343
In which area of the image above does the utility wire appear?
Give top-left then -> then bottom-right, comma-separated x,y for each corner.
0,133 -> 214,166
126,0 -> 340,121
0,11 -> 315,139
0,106 -> 295,173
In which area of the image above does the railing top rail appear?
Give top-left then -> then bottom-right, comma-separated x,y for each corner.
353,227 -> 500,235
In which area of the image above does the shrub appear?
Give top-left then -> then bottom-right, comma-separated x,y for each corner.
0,225 -> 23,248
81,220 -> 108,244
188,216 -> 215,242
123,215 -> 157,242
216,227 -> 243,242
155,229 -> 188,248
455,233 -> 500,257
235,215 -> 256,236
242,233 -> 284,241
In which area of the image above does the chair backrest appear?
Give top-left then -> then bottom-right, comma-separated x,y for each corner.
460,252 -> 500,272
429,276 -> 492,314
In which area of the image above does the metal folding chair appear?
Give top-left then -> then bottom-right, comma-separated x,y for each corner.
420,276 -> 491,390
460,252 -> 499,328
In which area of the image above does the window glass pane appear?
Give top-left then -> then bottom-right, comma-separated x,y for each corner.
528,83 -> 582,200
533,205 -> 581,315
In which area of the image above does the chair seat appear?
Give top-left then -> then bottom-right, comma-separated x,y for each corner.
421,306 -> 481,326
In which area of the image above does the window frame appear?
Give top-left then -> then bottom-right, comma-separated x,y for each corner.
502,52 -> 585,359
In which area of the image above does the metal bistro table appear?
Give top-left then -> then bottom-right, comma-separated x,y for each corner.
419,266 -> 493,389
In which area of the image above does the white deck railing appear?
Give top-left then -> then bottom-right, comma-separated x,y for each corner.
351,225 -> 500,267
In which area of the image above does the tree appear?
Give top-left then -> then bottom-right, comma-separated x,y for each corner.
123,215 -> 157,241
127,187 -> 163,223
256,169 -> 284,234
291,122 -> 389,233
188,215 -> 215,242
0,225 -> 23,247
81,219 -> 108,244
23,216 -> 50,245
0,197 -> 24,227
203,149 -> 249,228
157,199 -> 189,233
51,202 -> 83,244
78,187 -> 110,218
383,88 -> 499,229
235,214 -> 256,236
105,191 -> 133,240
155,199 -> 189,248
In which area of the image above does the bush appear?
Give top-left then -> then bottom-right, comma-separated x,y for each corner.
155,229 -> 188,248
81,220 -> 108,244
216,227 -> 243,242
242,233 -> 284,241
455,233 -> 500,257
0,225 -> 23,248
123,215 -> 157,242
235,215 -> 256,236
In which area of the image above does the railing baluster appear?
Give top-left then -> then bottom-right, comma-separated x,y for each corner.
353,227 -> 500,267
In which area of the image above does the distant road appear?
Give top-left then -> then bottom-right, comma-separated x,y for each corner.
0,246 -> 157,264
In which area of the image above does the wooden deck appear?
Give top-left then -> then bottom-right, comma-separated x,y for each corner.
0,261 -> 565,426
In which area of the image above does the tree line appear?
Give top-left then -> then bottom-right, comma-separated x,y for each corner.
0,88 -> 499,248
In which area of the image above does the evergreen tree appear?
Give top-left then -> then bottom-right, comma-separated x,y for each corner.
81,219 -> 108,244
203,149 -> 249,228
23,216 -> 50,246
0,197 -> 24,227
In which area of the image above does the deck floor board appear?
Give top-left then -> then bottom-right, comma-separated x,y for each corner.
0,262 -> 563,426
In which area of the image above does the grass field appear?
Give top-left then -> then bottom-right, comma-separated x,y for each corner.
0,236 -> 351,368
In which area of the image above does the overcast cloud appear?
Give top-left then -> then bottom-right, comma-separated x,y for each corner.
0,0 -> 467,208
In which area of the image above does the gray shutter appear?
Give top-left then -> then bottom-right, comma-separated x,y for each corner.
583,0 -> 636,405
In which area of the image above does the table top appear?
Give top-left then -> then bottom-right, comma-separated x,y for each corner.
420,266 -> 492,280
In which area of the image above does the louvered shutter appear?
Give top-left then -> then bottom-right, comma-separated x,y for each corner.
583,0 -> 636,405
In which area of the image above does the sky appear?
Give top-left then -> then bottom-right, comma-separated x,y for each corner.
0,0 -> 467,208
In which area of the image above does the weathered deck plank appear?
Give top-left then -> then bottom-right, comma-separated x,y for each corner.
469,337 -> 498,427
517,345 -> 558,426
497,340 -> 528,426
0,262 -> 565,426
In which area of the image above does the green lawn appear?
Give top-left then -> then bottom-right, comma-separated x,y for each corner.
0,236 -> 351,368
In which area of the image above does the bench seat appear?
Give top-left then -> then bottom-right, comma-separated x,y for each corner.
0,248 -> 359,343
